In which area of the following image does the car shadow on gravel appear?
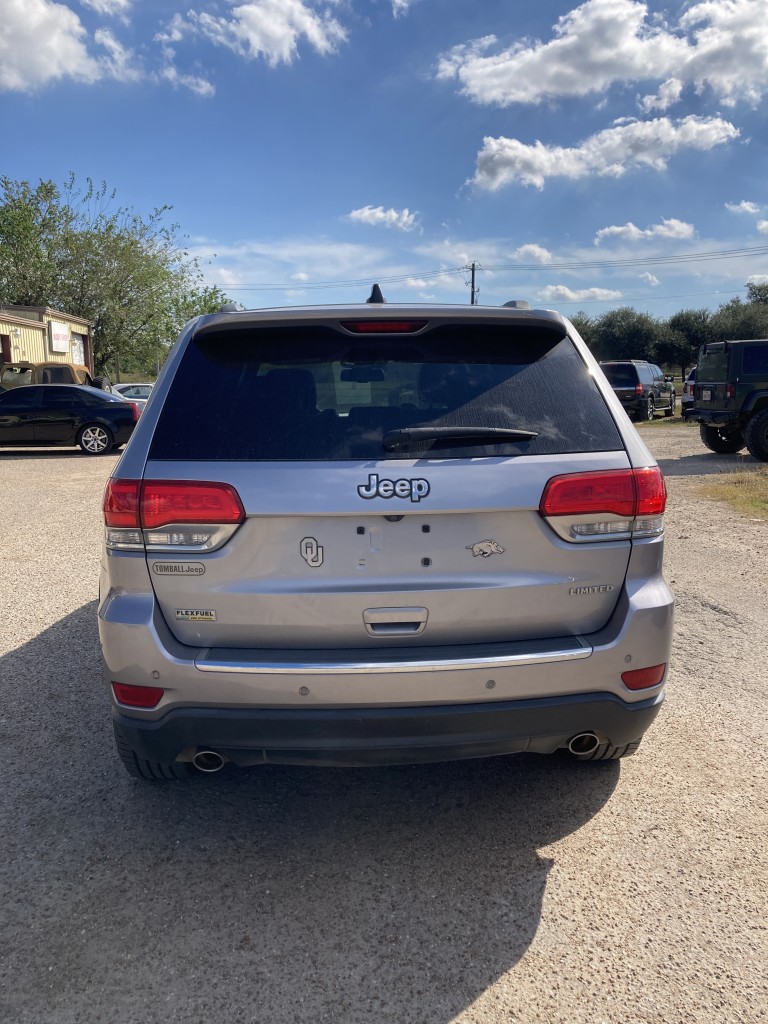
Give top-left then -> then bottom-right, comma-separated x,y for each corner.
1,603 -> 620,1024
656,451 -> 758,478
0,448 -> 120,460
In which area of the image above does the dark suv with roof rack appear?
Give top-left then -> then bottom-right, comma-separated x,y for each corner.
599,360 -> 676,421
683,338 -> 768,459
99,290 -> 673,780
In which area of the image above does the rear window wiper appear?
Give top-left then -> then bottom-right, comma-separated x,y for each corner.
382,426 -> 538,451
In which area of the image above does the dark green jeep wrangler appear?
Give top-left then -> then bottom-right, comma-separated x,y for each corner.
684,339 -> 768,460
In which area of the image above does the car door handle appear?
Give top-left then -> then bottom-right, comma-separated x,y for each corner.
363,607 -> 428,636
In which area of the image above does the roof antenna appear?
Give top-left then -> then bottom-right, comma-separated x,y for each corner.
366,283 -> 386,304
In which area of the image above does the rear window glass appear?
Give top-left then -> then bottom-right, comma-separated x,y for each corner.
698,346 -> 728,380
149,323 -> 622,461
742,343 -> 768,375
601,364 -> 637,387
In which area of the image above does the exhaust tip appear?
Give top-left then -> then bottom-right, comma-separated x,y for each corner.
567,732 -> 600,757
192,750 -> 226,773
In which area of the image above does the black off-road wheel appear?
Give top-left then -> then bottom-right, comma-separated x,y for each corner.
113,724 -> 191,781
745,408 -> 768,462
699,423 -> 745,454
77,423 -> 113,454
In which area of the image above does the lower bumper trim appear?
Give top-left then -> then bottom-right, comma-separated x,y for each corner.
114,690 -> 664,768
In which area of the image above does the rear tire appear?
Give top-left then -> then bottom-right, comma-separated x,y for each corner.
664,393 -> 676,417
77,423 -> 113,454
699,423 -> 745,454
744,408 -> 768,461
113,724 -> 191,780
571,739 -> 642,761
644,396 -> 655,420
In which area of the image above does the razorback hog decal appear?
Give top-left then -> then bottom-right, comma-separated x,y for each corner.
467,540 -> 505,557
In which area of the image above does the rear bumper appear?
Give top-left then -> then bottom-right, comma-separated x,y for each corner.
113,690 -> 664,767
682,407 -> 737,425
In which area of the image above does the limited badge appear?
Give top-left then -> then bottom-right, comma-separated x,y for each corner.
175,609 -> 216,622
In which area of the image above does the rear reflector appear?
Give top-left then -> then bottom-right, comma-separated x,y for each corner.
621,664 -> 666,690
540,468 -> 666,518
340,320 -> 428,334
112,682 -> 165,708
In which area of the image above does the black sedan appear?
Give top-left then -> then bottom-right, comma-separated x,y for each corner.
0,385 -> 139,454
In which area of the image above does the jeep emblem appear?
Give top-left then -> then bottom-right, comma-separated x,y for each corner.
357,473 -> 430,503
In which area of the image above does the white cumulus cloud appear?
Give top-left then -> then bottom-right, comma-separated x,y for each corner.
595,217 -> 694,244
538,285 -> 623,303
639,78 -> 683,114
80,0 -> 132,16
639,272 -> 660,286
758,221 -> 768,235
183,0 -> 347,66
348,206 -> 418,231
471,115 -> 738,191
0,0 -> 101,91
513,244 -> 553,264
436,0 -> 768,109
725,200 -> 760,214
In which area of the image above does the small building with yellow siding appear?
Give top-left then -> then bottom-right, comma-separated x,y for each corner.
0,305 -> 94,372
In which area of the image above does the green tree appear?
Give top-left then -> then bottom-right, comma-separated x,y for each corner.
568,310 -> 596,346
709,296 -> 768,343
590,307 -> 662,362
745,280 -> 768,305
0,175 -> 229,378
662,308 -> 713,374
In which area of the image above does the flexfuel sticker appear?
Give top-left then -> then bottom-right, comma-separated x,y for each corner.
175,609 -> 216,622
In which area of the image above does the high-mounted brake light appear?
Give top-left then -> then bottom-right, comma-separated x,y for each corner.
340,320 -> 428,334
539,467 -> 666,542
103,479 -> 245,551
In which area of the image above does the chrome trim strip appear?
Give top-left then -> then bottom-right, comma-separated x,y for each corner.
195,637 -> 592,675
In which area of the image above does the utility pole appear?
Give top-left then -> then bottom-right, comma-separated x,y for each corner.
463,261 -> 481,305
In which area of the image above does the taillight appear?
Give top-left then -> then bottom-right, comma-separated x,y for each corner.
726,384 -> 736,400
103,479 -> 245,551
634,383 -> 644,395
112,682 -> 165,708
140,481 -> 245,529
539,467 -> 666,542
129,402 -> 141,421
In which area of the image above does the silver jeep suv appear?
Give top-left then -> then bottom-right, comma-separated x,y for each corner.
99,295 -> 673,779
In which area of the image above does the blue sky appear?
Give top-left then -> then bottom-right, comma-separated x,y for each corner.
2,0 -> 768,318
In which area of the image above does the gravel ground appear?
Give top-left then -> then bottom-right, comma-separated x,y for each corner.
1,423 -> 766,1024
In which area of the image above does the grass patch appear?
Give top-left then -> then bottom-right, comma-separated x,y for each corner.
698,467 -> 768,520
635,415 -> 695,428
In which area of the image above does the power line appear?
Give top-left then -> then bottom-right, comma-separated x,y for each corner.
209,241 -> 768,293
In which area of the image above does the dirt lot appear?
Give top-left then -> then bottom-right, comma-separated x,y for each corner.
0,423 -> 766,1024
